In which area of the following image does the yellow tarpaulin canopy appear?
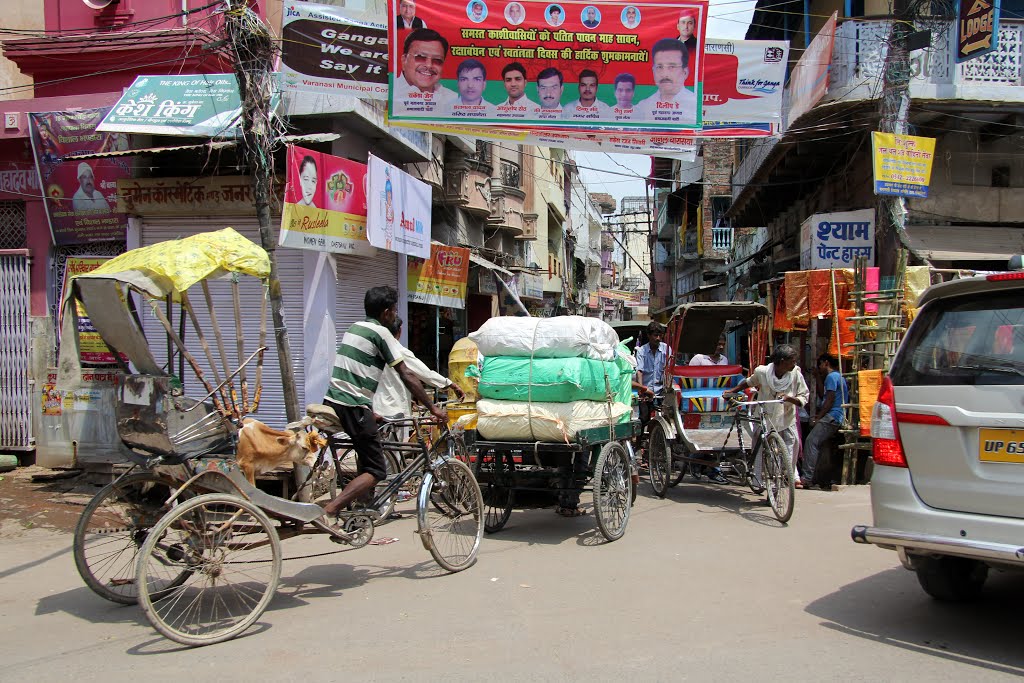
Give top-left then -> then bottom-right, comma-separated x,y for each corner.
75,227 -> 270,298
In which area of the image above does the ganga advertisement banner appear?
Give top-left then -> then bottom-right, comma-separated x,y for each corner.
407,244 -> 470,308
280,1 -> 390,100
279,145 -> 377,256
388,0 -> 707,130
701,39 -> 787,129
871,132 -> 936,199
30,108 -> 131,246
367,154 -> 432,258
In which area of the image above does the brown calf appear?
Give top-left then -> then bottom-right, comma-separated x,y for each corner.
235,418 -> 327,485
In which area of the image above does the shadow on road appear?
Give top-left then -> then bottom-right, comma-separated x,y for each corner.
806,566 -> 1024,676
0,544 -> 71,580
638,480 -> 789,528
36,585 -> 149,628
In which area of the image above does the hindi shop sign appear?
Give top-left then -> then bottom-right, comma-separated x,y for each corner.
366,155 -> 431,258
116,176 -> 269,216
280,1 -> 389,100
407,245 -> 471,309
957,0 -> 1001,63
97,74 -> 243,137
800,209 -> 875,269
279,145 -> 375,256
388,0 -> 708,131
872,132 -> 936,198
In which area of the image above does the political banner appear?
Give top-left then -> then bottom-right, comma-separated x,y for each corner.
702,39 -> 787,127
786,12 -> 836,126
279,145 -> 376,256
800,209 -> 875,269
366,154 -> 432,258
30,108 -> 131,246
97,75 -> 243,137
388,0 -> 707,130
408,244 -> 471,308
280,1 -> 390,100
956,0 -> 1000,62
871,132 -> 936,198
60,257 -> 126,365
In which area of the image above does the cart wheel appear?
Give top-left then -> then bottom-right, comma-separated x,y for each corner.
593,441 -> 631,542
668,462 -> 688,488
136,493 -> 281,647
482,484 -> 513,533
763,432 -> 795,523
73,472 -> 185,605
417,458 -> 483,572
647,421 -> 671,498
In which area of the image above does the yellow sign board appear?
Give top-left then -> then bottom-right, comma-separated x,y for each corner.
872,132 -> 936,198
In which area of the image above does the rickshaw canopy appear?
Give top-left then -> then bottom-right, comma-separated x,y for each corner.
667,302 -> 770,354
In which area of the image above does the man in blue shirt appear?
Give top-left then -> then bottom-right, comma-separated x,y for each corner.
634,321 -> 670,423
802,353 -> 849,489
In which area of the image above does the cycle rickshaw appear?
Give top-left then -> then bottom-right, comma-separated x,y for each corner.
643,302 -> 797,523
62,230 -> 483,646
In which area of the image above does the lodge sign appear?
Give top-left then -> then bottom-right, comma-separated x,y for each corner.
956,0 -> 1000,63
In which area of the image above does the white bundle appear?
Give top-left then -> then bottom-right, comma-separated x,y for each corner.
475,398 -> 631,443
469,316 -> 620,361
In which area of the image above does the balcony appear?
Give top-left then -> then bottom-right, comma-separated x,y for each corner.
711,226 -> 733,252
500,160 -> 522,189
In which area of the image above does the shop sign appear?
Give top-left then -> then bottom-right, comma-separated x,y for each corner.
871,132 -> 936,198
957,0 -> 1000,63
29,108 -> 131,246
517,272 -> 544,300
0,163 -> 39,195
59,257 -> 126,365
279,145 -> 375,256
367,154 -> 431,258
800,208 -> 875,269
408,244 -> 470,309
97,74 -> 243,137
116,176 -> 270,216
478,270 -> 499,295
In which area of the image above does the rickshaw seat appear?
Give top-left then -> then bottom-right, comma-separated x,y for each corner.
671,365 -> 745,413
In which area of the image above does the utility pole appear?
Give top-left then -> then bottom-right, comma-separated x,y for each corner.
224,1 -> 300,424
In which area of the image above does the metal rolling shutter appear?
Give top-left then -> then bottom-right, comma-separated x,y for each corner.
139,218 -> 305,427
334,250 -> 399,331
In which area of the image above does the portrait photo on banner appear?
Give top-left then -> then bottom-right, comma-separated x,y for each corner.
387,0 -> 707,131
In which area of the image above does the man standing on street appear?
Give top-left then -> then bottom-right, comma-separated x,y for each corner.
801,354 -> 848,489
321,286 -> 447,524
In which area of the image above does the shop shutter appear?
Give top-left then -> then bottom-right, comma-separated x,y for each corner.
139,218 -> 305,427
334,250 -> 399,332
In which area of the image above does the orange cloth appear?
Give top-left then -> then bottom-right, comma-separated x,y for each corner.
785,270 -> 809,328
828,308 -> 856,358
774,283 -> 793,332
809,270 -> 832,317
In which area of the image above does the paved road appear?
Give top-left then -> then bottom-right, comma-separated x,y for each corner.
3,482 -> 1024,681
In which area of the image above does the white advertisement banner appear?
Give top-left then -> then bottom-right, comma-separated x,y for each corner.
800,208 -> 875,269
703,39 -> 788,126
366,155 -> 431,258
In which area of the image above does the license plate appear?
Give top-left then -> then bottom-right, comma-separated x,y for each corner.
979,428 -> 1024,463
699,413 -> 734,430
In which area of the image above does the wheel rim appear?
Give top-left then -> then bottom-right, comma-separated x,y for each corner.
764,436 -> 794,522
483,484 -> 512,532
137,495 -> 280,645
649,423 -> 669,491
595,443 -> 630,538
420,460 -> 482,571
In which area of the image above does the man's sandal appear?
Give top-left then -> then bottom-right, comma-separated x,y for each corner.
555,506 -> 585,517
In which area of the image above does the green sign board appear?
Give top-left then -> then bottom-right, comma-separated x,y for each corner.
97,74 -> 243,137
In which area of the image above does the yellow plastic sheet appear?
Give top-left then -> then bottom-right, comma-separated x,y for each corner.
904,265 -> 931,320
77,228 -> 270,297
858,369 -> 883,436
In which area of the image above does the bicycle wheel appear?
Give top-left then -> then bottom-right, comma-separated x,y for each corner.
647,421 -> 672,498
763,432 -> 795,523
417,458 -> 483,572
136,493 -> 281,647
73,472 -> 185,605
669,461 -> 688,488
593,441 -> 632,542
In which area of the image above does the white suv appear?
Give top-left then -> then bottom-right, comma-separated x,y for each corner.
852,271 -> 1024,601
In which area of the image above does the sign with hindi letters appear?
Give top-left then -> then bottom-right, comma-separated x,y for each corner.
800,208 -> 875,269
408,244 -> 470,308
116,176 -> 274,216
871,132 -> 936,198
97,74 -> 243,137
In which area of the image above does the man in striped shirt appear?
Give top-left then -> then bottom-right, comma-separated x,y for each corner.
322,286 -> 447,519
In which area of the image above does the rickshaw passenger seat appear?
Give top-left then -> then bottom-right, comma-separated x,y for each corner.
671,365 -> 746,413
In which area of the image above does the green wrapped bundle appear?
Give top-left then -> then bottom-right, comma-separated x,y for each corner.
479,345 -> 634,404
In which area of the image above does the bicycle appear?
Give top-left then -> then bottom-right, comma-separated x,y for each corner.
720,396 -> 796,523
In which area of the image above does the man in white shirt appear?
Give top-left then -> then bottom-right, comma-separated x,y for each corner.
689,336 -> 729,366
495,62 -> 539,119
562,69 -> 612,121
72,163 -> 110,212
632,38 -> 698,126
450,59 -> 494,119
392,28 -> 457,116
535,67 -> 564,119
374,316 -> 464,422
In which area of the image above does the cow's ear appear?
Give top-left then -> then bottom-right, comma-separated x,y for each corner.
276,435 -> 292,447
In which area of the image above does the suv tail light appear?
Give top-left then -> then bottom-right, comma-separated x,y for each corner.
871,376 -> 907,467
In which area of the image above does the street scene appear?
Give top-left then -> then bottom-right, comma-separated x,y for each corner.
2,0 -> 1024,676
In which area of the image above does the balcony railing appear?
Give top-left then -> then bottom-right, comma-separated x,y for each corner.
711,226 -> 733,252
501,160 -> 522,189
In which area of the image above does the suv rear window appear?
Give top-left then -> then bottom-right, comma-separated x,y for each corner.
890,291 -> 1024,386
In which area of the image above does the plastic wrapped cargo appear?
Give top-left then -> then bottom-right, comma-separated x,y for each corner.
469,316 -> 620,361
475,398 -> 631,442
478,348 -> 634,403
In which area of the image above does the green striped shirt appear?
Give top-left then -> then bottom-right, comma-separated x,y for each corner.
325,318 -> 405,408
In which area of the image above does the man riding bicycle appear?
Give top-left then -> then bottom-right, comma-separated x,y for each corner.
321,286 -> 447,524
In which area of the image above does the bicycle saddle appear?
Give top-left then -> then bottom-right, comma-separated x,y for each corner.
305,403 -> 342,434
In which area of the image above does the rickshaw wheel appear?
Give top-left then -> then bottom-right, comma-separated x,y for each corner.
136,493 -> 281,647
647,421 -> 671,499
482,484 -> 513,533
417,458 -> 484,572
74,472 -> 187,605
763,432 -> 795,523
594,441 -> 631,542
669,461 -> 688,488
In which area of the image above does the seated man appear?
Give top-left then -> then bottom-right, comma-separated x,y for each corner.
689,336 -> 729,366
802,353 -> 848,489
321,286 -> 446,524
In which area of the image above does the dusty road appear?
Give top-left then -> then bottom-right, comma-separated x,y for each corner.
3,481 -> 1024,681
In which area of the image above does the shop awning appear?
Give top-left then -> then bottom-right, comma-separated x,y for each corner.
64,133 -> 340,161
905,226 -> 1024,262
468,252 -> 514,278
